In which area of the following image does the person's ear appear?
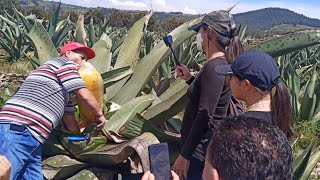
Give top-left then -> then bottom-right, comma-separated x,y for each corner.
241,79 -> 252,90
64,50 -> 73,58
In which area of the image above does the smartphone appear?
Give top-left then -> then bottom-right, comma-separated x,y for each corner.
148,143 -> 172,180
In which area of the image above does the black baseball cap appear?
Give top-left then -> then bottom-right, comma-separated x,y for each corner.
215,50 -> 281,91
188,10 -> 236,38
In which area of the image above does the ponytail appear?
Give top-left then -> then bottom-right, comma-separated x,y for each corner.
270,83 -> 295,139
225,36 -> 244,64
214,30 -> 244,64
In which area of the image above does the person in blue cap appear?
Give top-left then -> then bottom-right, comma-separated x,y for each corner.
173,10 -> 244,180
215,50 -> 295,139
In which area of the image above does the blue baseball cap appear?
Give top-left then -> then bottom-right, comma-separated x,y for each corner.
215,50 -> 281,91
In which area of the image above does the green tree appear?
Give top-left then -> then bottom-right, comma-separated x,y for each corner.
84,8 -> 105,24
0,0 -> 20,15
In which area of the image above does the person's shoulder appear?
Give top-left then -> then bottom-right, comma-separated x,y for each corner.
206,57 -> 228,67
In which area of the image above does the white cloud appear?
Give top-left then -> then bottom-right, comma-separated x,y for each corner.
44,0 -> 320,19
109,0 -> 147,8
183,6 -> 197,14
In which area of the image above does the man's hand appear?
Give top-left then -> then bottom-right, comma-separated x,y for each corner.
96,114 -> 106,130
0,156 -> 11,180
172,155 -> 190,180
175,64 -> 192,81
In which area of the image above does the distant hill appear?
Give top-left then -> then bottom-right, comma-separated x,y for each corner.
16,0 -> 320,31
233,8 -> 320,30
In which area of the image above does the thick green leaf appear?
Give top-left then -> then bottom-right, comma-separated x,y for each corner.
26,20 -> 58,64
293,141 -> 314,179
48,2 -> 61,37
102,94 -> 155,138
300,70 -> 318,120
90,33 -> 113,74
74,15 -> 86,46
249,30 -> 320,57
143,81 -> 188,126
67,169 -> 115,180
103,68 -> 133,89
0,15 -> 20,38
42,155 -> 87,180
111,16 -> 203,105
300,147 -> 320,180
106,12 -> 153,101
67,170 -> 98,180
52,19 -> 74,47
12,6 -> 32,32
88,17 -> 97,47
118,113 -> 179,144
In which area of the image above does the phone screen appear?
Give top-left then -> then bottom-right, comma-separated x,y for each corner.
148,143 -> 172,180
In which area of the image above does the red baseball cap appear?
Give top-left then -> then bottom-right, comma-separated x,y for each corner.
60,42 -> 96,60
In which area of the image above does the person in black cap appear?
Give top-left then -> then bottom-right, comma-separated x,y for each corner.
215,50 -> 295,139
173,10 -> 244,180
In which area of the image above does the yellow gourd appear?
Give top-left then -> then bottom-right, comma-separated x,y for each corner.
77,62 -> 104,128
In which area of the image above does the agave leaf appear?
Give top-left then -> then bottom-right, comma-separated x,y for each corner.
42,155 -> 87,180
90,33 -> 113,74
143,81 -> 188,126
158,78 -> 188,101
225,3 -> 238,13
102,94 -> 155,139
300,147 -> 320,180
52,19 -> 75,47
88,16 -> 97,47
12,6 -> 32,32
48,1 -> 61,37
0,15 -> 20,38
111,16 -> 203,105
81,132 -> 159,172
26,20 -> 59,64
105,11 -> 153,101
114,11 -> 153,68
25,14 -> 37,24
166,118 -> 182,134
249,30 -> 320,57
119,113 -> 180,144
74,15 -> 87,46
299,69 -> 318,120
293,141 -> 314,179
67,169 -> 98,180
103,68 -> 133,89
110,38 -> 124,53
67,169 -> 115,180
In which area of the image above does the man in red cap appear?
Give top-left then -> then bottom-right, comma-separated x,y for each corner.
0,42 -> 106,179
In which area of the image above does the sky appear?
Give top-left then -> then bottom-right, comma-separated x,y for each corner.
45,0 -> 320,19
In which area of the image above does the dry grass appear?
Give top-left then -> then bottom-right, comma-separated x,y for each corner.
0,59 -> 35,75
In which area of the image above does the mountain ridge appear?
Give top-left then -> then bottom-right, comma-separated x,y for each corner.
17,0 -> 320,30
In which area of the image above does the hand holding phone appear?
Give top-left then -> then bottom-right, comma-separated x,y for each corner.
149,143 -> 172,180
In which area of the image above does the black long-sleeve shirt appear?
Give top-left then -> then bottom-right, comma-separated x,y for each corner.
180,57 -> 231,160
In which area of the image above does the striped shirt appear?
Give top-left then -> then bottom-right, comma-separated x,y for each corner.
0,57 -> 86,143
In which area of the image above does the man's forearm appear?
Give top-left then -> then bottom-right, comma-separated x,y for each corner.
74,88 -> 103,117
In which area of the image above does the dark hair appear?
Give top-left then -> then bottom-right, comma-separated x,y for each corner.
271,83 -> 295,139
203,25 -> 244,64
207,116 -> 293,179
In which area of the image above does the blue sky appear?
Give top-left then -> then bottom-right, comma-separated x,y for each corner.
45,0 -> 320,19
